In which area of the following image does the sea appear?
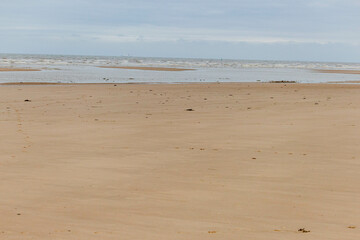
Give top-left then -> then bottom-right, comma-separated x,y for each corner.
1,54 -> 360,84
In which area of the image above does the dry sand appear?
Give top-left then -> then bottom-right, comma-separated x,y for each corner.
0,83 -> 359,239
0,68 -> 40,72
98,66 -> 195,71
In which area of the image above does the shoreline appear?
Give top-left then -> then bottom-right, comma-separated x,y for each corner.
1,81 -> 360,86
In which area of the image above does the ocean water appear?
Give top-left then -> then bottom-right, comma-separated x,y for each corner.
1,54 -> 360,84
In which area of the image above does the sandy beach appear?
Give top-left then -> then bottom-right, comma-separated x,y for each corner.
0,82 -> 359,239
0,68 -> 40,72
98,66 -> 195,71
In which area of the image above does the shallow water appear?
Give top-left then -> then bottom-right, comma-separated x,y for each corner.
0,54 -> 360,83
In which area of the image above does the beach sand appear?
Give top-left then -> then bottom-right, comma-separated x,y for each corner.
315,69 -> 360,74
0,83 -> 359,239
98,66 -> 195,71
0,68 -> 40,72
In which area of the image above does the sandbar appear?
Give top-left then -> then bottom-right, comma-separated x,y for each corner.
0,68 -> 40,72
98,66 -> 195,71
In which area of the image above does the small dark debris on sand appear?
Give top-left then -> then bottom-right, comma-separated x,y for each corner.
269,80 -> 297,83
24,99 -> 31,102
186,108 -> 194,111
298,228 -> 310,233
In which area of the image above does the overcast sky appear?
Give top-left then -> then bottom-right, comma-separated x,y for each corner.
1,0 -> 360,61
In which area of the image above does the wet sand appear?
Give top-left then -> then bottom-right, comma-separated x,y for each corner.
0,68 -> 40,72
315,69 -> 360,74
98,66 -> 195,71
0,83 -> 359,239
1,82 -> 60,85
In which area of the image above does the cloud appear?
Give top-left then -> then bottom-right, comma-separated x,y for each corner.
1,23 -> 358,46
0,0 -> 360,60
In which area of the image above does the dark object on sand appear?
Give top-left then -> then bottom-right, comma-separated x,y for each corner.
24,99 -> 31,102
186,108 -> 194,111
298,228 -> 310,233
269,80 -> 297,83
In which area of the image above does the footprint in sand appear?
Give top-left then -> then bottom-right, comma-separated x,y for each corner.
12,106 -> 33,152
